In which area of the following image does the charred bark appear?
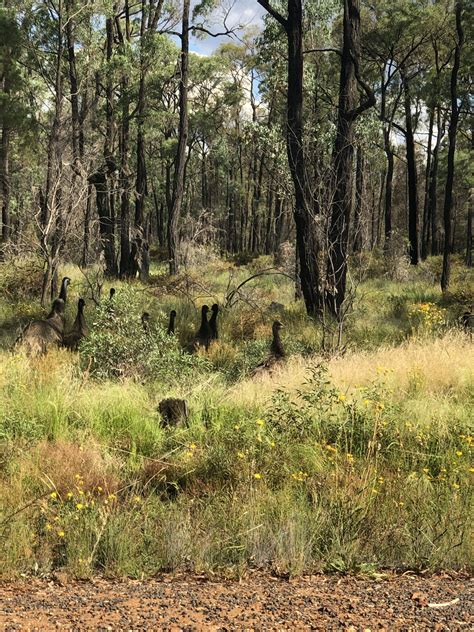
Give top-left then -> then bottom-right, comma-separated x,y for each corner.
168,0 -> 190,275
441,1 -> 464,292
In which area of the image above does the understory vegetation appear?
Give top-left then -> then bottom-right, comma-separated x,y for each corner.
0,255 -> 472,578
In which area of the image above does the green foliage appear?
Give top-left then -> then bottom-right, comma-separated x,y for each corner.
80,287 -> 210,383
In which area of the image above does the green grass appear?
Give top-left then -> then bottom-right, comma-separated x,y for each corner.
0,255 -> 473,578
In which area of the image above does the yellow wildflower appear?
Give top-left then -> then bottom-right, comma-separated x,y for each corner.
237,451 -> 245,459
49,491 -> 57,499
66,492 -> 73,499
452,483 -> 460,490
57,531 -> 65,538
45,523 -> 52,531
338,393 -> 346,402
256,419 -> 265,427
455,451 -> 463,457
76,503 -> 84,510
254,473 -> 262,480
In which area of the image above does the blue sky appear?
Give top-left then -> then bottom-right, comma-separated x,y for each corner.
190,0 -> 266,55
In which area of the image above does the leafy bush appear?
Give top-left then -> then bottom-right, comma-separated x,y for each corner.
407,302 -> 446,336
80,287 -> 210,383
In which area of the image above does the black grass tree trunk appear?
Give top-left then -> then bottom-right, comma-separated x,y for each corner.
441,1 -> 464,292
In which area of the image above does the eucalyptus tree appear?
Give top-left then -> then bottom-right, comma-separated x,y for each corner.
441,0 -> 465,292
0,2 -> 29,255
258,0 -> 324,316
325,0 -> 375,317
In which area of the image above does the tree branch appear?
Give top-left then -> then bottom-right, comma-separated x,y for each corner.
257,0 -> 288,31
349,52 -> 376,119
304,47 -> 342,57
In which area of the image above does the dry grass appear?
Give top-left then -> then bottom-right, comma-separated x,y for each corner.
229,332 -> 474,407
20,440 -> 121,497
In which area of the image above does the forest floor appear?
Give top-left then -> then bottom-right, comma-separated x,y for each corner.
1,572 -> 472,630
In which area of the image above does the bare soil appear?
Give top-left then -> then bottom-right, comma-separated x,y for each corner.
0,572 -> 472,631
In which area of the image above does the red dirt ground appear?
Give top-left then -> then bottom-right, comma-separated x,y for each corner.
0,572 -> 472,630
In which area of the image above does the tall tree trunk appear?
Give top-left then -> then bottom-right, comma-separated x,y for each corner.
133,0 -> 150,282
353,145 -> 364,253
466,189 -> 473,268
81,184 -> 92,267
118,1 -> 132,277
65,0 -> 82,164
421,105 -> 435,259
402,73 -> 419,265
380,66 -> 398,251
168,0 -> 190,275
430,104 -> 443,255
41,0 -> 64,305
325,0 -> 375,317
441,1 -> 464,292
99,15 -> 117,276
258,0 -> 323,316
0,124 -> 10,257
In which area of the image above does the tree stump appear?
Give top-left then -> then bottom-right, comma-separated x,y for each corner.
158,398 -> 189,427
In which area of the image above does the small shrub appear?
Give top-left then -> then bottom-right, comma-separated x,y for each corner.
80,287 -> 210,382
407,301 -> 446,336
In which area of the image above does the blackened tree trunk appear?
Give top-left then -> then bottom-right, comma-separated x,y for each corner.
402,72 -> 419,265
89,169 -> 116,274
466,190 -> 472,267
0,122 -> 10,255
133,0 -> 154,282
100,15 -> 117,276
0,9 -> 13,257
168,0 -> 190,275
82,184 -> 92,267
421,105 -> 435,259
325,0 -> 375,317
430,104 -> 444,255
65,0 -> 83,164
40,0 -> 65,305
258,0 -> 323,316
441,1 -> 464,292
379,67 -> 399,251
353,145 -> 364,253
118,1 -> 132,277
384,147 -> 394,245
